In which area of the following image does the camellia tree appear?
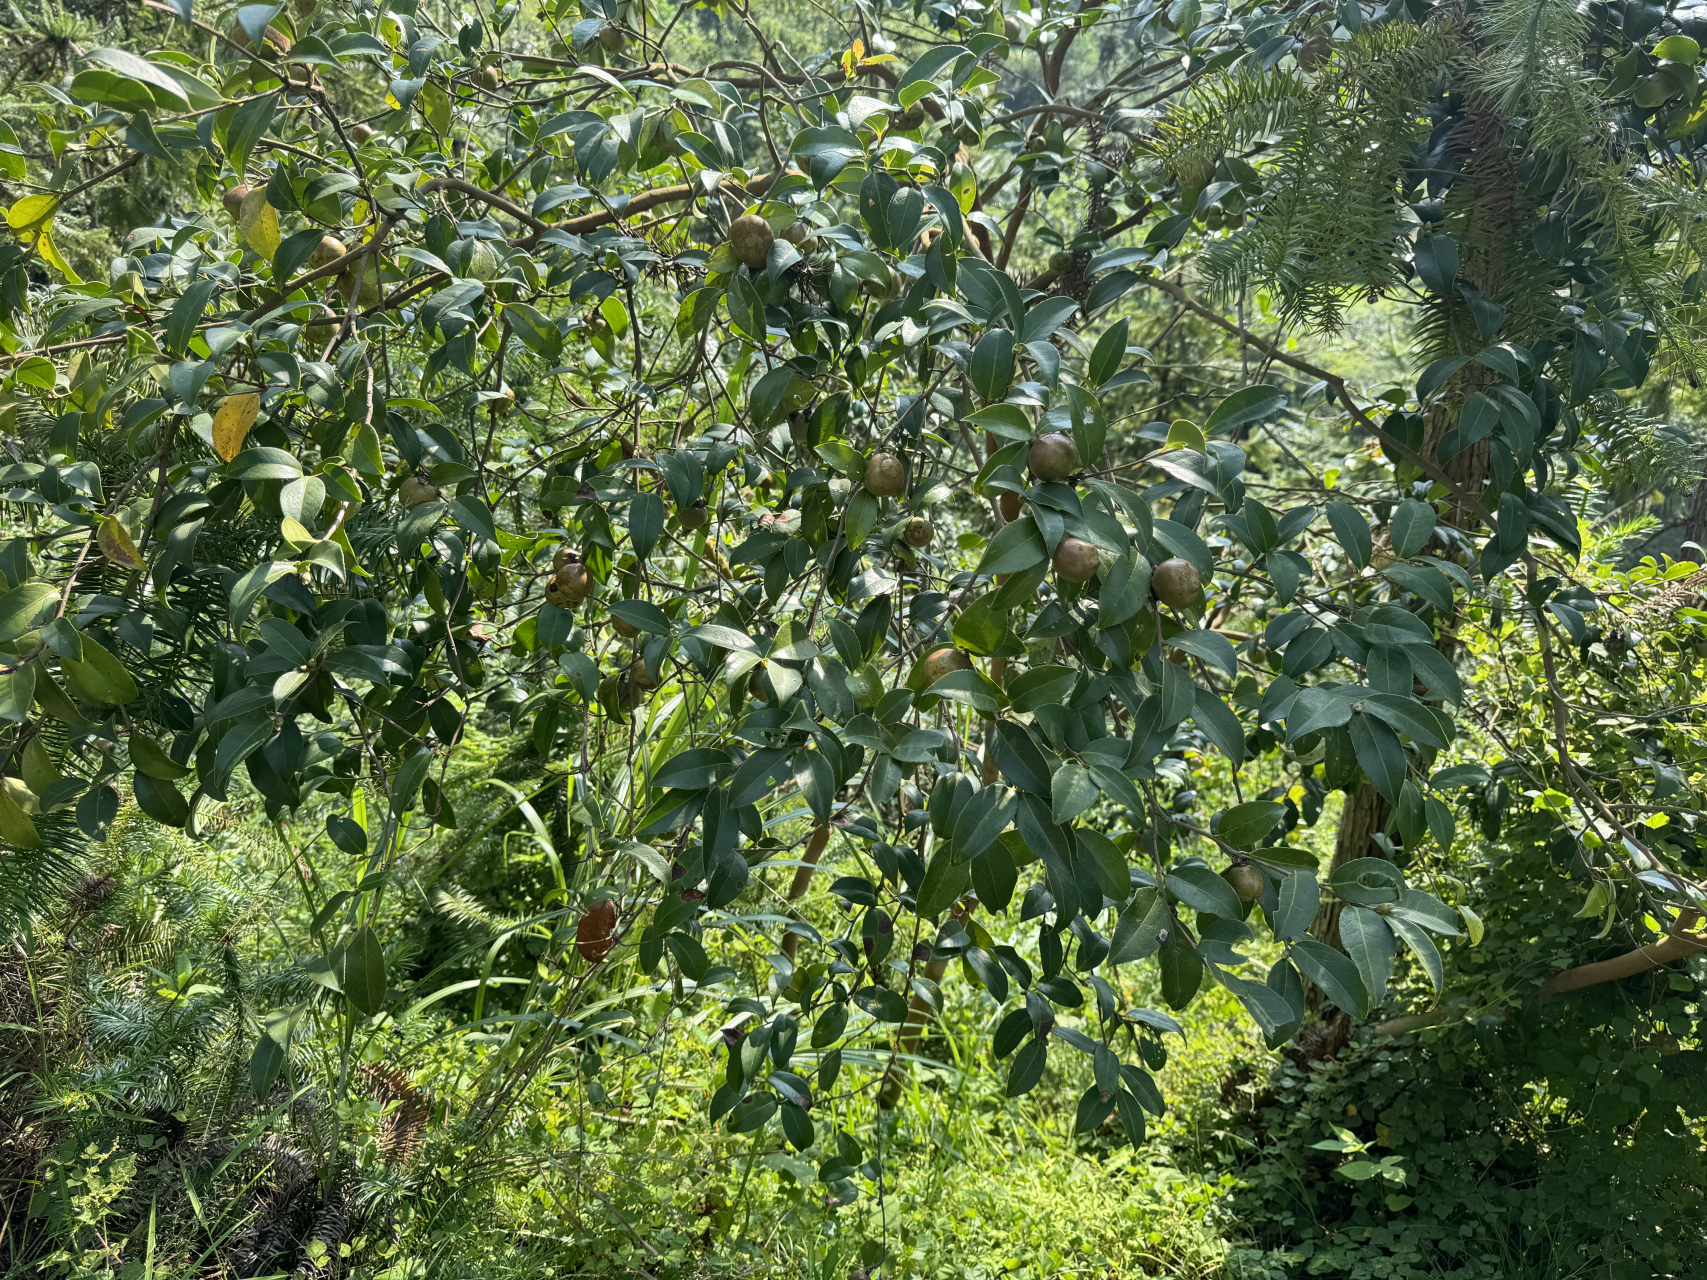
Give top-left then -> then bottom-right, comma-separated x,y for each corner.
3,0 -> 1707,1230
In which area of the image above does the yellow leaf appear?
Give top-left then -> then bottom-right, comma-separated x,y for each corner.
280,516 -> 316,550
0,779 -> 39,848
97,517 -> 145,570
36,232 -> 82,284
212,392 -> 259,461
239,189 -> 280,259
5,194 -> 57,236
852,37 -> 864,59
1166,419 -> 1207,452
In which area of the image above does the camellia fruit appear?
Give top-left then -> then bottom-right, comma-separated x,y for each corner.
399,476 -> 439,508
1152,556 -> 1202,608
728,213 -> 775,270
598,23 -> 625,52
902,517 -> 934,548
918,647 -> 972,687
308,235 -> 346,269
678,502 -> 709,529
1053,537 -> 1100,582
547,562 -> 592,609
611,613 -> 640,639
865,452 -> 905,497
1029,432 -> 1080,483
222,185 -> 252,218
1223,862 -> 1265,904
349,123 -> 375,143
999,490 -> 1023,522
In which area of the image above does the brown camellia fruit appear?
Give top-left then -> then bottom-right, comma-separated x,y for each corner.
1053,537 -> 1100,583
678,502 -> 709,529
222,184 -> 252,218
918,647 -> 971,687
902,517 -> 934,548
1152,556 -> 1202,609
864,452 -> 905,497
728,213 -> 775,270
552,546 -> 572,572
547,562 -> 592,609
477,65 -> 502,90
999,490 -> 1023,522
349,123 -> 376,143
399,476 -> 439,508
1223,862 -> 1265,904
628,659 -> 657,692
576,900 -> 617,963
1029,431 -> 1080,483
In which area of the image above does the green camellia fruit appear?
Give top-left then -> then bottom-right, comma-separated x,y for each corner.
1223,862 -> 1265,904
865,452 -> 906,497
918,647 -> 971,686
728,214 -> 775,270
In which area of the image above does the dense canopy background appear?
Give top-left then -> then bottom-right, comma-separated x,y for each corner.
1,0 -> 1705,1275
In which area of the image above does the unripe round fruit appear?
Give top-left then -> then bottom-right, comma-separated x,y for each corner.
477,65 -> 502,90
308,235 -> 345,269
919,647 -> 971,687
1092,205 -> 1118,229
864,452 -> 905,497
399,476 -> 439,508
553,546 -> 572,572
629,660 -> 657,692
1053,537 -> 1100,582
862,266 -> 903,301
1048,248 -> 1073,273
612,614 -> 640,638
1176,156 -> 1215,189
1029,432 -> 1080,483
678,502 -> 708,529
728,213 -> 775,270
1223,862 -> 1265,904
547,563 -> 592,609
1005,15 -> 1022,41
781,221 -> 811,246
222,185 -> 252,218
349,123 -> 376,143
598,23 -> 625,52
1152,557 -> 1201,609
339,258 -> 384,308
902,516 -> 934,548
576,899 -> 617,962
891,102 -> 926,131
999,490 -> 1022,522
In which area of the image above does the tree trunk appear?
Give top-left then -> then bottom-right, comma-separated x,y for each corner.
1310,782 -> 1391,952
